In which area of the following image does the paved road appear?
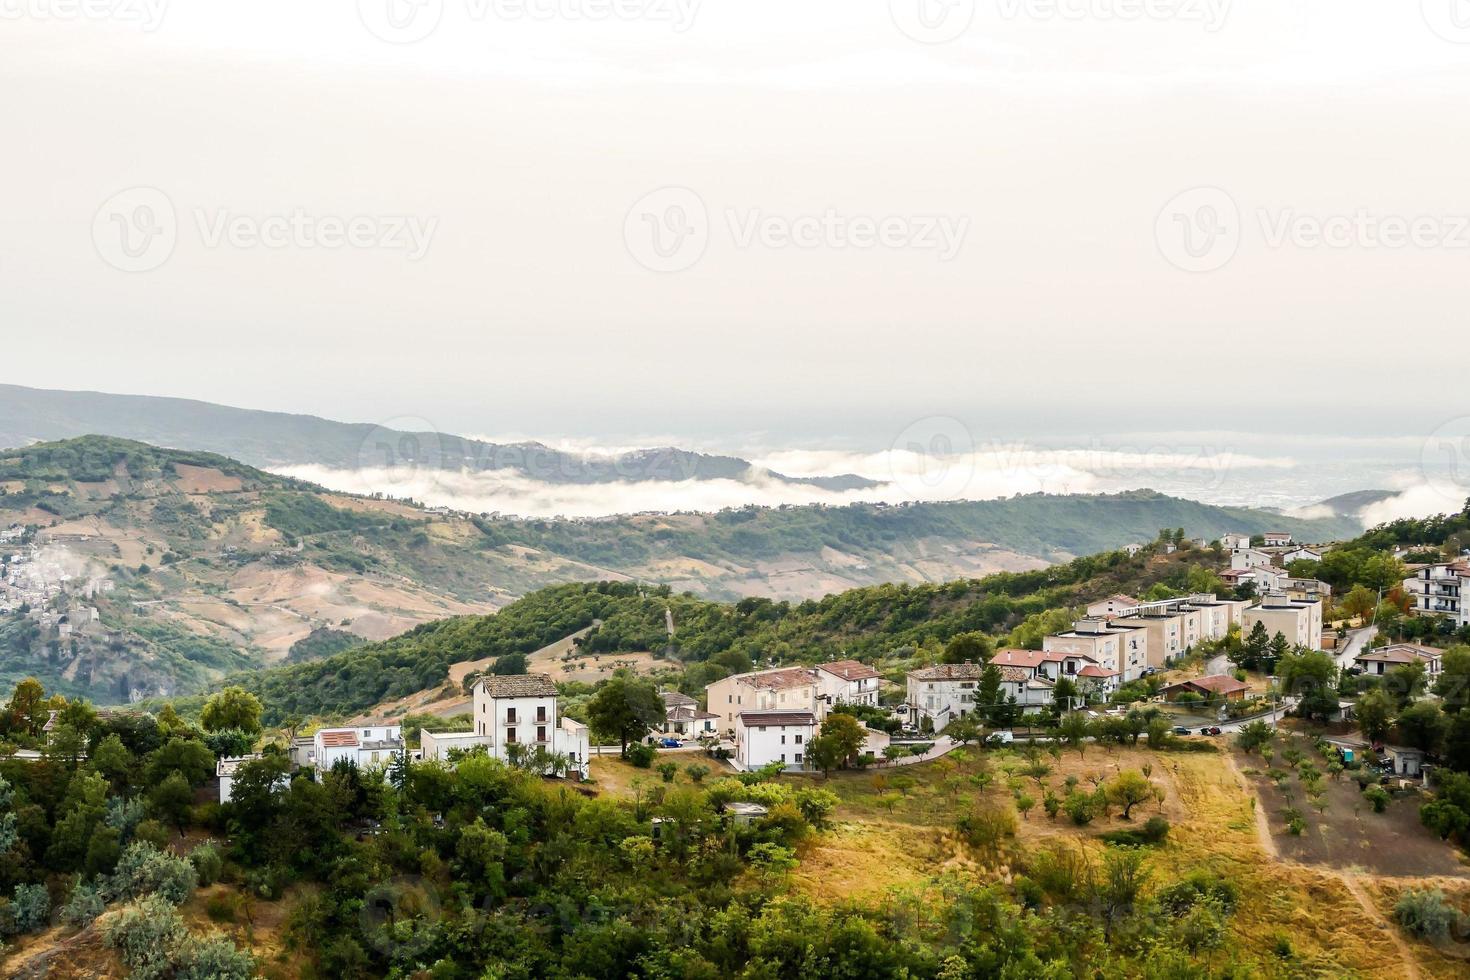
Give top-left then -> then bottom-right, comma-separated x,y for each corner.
1335,625 -> 1377,671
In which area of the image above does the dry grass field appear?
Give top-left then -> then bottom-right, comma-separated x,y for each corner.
594,737 -> 1470,977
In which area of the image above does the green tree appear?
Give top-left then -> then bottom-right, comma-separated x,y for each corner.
1276,649 -> 1339,721
1354,688 -> 1394,745
1433,645 -> 1470,714
815,713 -> 866,767
942,632 -> 992,665
1059,712 -> 1090,757
586,676 -> 664,757
200,687 -> 263,735
1234,719 -> 1275,754
149,771 -> 194,832
1396,701 -> 1447,754
1106,771 -> 1154,820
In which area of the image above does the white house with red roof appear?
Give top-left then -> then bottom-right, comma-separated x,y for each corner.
309,721 -> 405,775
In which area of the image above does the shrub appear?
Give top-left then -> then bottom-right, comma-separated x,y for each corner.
685,763 -> 709,783
656,762 -> 680,783
1158,871 -> 1238,916
108,842 -> 198,906
7,883 -> 50,934
1394,889 -> 1462,941
189,842 -> 224,887
172,932 -> 255,979
957,803 -> 1017,853
1064,791 -> 1096,826
1142,815 -> 1171,843
1364,785 -> 1391,814
61,881 -> 106,927
104,895 -> 190,980
626,743 -> 656,769
104,895 -> 254,980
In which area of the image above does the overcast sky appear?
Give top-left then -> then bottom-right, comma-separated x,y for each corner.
3,1 -> 1469,457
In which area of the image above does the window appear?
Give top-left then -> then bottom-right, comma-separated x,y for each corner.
780,734 -> 786,744
364,730 -> 372,739
507,707 -> 518,723
506,727 -> 517,743
537,725 -> 547,742
795,753 -> 803,763
537,706 -> 547,722
794,734 -> 803,744
758,726 -> 767,732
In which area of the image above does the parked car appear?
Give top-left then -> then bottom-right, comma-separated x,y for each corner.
1172,726 -> 1191,736
659,737 -> 681,748
985,731 -> 1014,747
1199,727 -> 1221,736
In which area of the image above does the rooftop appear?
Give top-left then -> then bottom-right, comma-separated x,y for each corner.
481,673 -> 560,698
737,710 -> 817,727
738,667 -> 817,691
660,690 -> 697,707
908,663 -> 986,681
1164,674 -> 1250,696
817,659 -> 881,682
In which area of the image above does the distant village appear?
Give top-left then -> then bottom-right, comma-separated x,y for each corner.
0,523 -> 114,639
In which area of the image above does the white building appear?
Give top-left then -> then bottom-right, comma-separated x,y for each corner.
1085,594 -> 1140,619
217,754 -> 287,803
905,663 -> 985,728
1263,532 -> 1293,547
309,722 -> 405,774
420,673 -> 590,779
1406,561 -> 1470,627
734,710 -> 816,771
705,666 -> 821,734
1355,643 -> 1444,679
814,659 -> 882,709
1231,548 -> 1275,571
1220,533 -> 1252,550
658,691 -> 719,737
1283,547 -> 1323,565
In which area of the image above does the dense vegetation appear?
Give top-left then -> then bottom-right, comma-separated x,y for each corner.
0,677 -> 1358,978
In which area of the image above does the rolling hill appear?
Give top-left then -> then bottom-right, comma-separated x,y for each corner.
0,436 -> 1361,703
0,383 -> 874,490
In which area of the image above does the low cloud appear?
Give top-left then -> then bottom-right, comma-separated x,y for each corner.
1358,483 -> 1469,528
274,440 -> 1296,519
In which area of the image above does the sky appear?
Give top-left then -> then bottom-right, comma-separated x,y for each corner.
2,1 -> 1470,517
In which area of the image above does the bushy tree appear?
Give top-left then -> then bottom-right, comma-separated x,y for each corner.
107,841 -> 198,906
200,687 -> 262,735
586,677 -> 664,756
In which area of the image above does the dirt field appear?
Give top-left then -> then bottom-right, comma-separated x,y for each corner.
1234,748 -> 1467,877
